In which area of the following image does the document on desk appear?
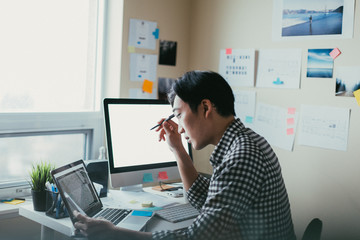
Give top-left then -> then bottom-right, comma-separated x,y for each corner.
108,191 -> 178,211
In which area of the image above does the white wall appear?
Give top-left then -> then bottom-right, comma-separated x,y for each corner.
187,0 -> 360,239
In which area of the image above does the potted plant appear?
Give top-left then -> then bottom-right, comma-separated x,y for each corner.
28,161 -> 54,211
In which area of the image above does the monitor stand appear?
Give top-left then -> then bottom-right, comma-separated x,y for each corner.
120,184 -> 143,192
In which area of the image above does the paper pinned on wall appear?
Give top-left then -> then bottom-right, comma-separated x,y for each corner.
130,53 -> 158,82
233,90 -> 256,127
129,88 -> 157,99
256,49 -> 302,89
128,19 -> 157,50
298,105 -> 350,151
252,103 -> 298,151
219,49 -> 255,87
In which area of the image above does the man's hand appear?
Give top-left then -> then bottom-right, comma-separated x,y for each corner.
74,211 -> 117,240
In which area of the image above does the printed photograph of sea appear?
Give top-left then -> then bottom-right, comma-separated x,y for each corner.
307,49 -> 333,78
281,0 -> 344,36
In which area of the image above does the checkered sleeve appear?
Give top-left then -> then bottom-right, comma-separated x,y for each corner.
153,146 -> 266,240
186,174 -> 210,210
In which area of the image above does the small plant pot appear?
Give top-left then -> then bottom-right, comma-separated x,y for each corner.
31,190 -> 47,211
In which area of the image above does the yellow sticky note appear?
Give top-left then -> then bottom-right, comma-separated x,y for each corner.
4,199 -> 25,205
128,46 -> 135,53
354,89 -> 360,106
142,79 -> 153,94
129,200 -> 138,204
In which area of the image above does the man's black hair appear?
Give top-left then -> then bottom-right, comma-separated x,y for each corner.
168,71 -> 235,117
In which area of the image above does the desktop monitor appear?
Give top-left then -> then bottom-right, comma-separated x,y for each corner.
103,98 -> 192,189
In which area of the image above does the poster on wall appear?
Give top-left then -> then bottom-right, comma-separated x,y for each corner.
159,40 -> 177,66
272,0 -> 355,41
256,48 -> 302,89
306,49 -> 334,78
218,49 -> 255,87
252,103 -> 298,151
233,90 -> 256,127
129,53 -> 158,82
128,18 -> 158,50
298,105 -> 350,151
335,66 -> 360,97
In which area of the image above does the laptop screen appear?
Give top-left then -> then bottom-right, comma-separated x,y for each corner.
52,160 -> 103,219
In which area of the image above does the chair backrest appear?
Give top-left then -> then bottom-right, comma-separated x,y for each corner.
302,218 -> 323,240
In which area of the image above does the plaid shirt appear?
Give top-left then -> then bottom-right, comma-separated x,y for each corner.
153,118 -> 295,240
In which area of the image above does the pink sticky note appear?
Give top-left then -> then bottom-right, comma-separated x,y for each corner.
226,48 -> 232,55
330,48 -> 341,59
287,118 -> 295,125
158,171 -> 169,180
288,108 -> 296,114
286,128 -> 294,135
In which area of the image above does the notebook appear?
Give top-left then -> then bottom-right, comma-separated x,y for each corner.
51,160 -> 153,234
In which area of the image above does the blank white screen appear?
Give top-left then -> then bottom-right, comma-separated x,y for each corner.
108,103 -> 187,168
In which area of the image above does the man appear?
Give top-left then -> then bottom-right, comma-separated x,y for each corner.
75,70 -> 296,240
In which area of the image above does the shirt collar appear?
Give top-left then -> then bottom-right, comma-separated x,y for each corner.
210,118 -> 245,166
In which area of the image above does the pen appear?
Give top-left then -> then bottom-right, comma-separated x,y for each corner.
150,114 -> 175,130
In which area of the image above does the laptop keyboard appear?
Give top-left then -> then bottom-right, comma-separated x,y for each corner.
155,203 -> 199,223
98,208 -> 132,225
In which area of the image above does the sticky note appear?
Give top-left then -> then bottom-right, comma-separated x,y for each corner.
3,199 -> 25,205
330,48 -> 341,59
226,48 -> 232,55
132,210 -> 152,217
286,128 -> 294,135
245,116 -> 253,123
354,89 -> 360,106
288,108 -> 296,114
128,46 -> 135,53
158,171 -> 169,180
142,79 -> 153,94
143,173 -> 153,183
287,118 -> 295,125
152,28 -> 159,39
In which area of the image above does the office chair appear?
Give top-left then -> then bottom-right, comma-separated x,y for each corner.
301,218 -> 323,240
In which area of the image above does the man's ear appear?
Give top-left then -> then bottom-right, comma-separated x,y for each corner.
201,99 -> 213,118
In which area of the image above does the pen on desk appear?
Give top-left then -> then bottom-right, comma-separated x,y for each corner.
150,114 -> 175,130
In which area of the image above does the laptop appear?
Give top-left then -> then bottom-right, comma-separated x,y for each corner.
51,160 -> 153,234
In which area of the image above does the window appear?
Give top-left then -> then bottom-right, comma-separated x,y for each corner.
0,0 -> 106,187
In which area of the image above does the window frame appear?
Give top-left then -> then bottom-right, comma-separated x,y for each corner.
0,0 -> 108,190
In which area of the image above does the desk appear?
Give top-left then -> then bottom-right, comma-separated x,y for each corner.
19,189 -> 194,240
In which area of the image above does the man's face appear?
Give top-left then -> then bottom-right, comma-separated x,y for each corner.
172,96 -> 209,150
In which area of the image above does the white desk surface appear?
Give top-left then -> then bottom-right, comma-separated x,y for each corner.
0,202 -> 20,220
18,187 -> 194,238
